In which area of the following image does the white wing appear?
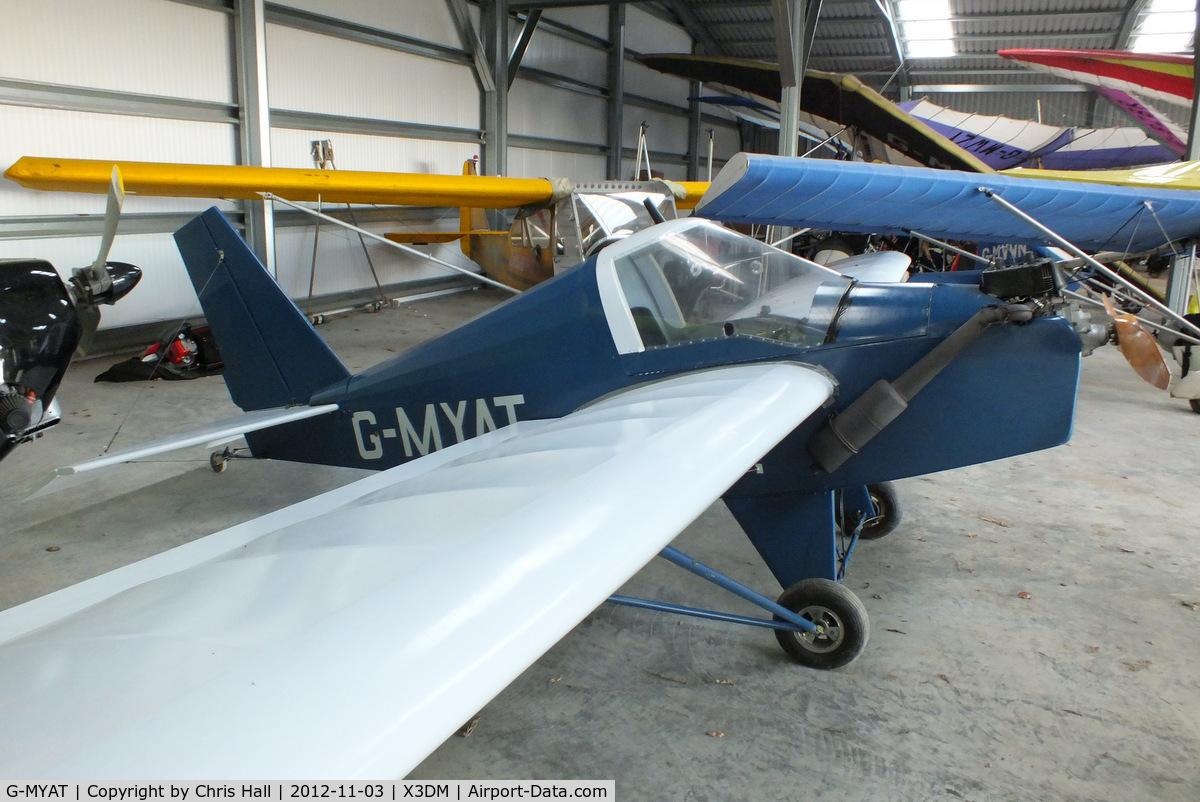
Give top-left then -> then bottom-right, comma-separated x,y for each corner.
0,363 -> 833,779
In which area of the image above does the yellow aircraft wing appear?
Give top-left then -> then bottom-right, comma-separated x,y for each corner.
4,156 -> 567,208
674,181 -> 710,210
1004,160 -> 1200,191
7,156 -> 710,210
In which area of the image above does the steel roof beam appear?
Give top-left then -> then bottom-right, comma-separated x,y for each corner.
665,0 -> 725,55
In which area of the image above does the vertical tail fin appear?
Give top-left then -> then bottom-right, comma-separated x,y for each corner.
173,208 -> 350,411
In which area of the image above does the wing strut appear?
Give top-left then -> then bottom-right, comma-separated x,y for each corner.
979,187 -> 1200,343
263,193 -> 520,295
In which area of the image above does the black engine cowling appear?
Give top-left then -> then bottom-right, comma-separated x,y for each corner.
0,259 -> 83,451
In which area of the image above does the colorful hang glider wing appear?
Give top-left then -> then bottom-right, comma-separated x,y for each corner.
637,53 -> 994,173
999,49 -> 1192,154
1090,86 -> 1188,155
695,153 -> 1200,252
0,362 -> 833,779
899,98 -> 1176,170
999,49 -> 1193,107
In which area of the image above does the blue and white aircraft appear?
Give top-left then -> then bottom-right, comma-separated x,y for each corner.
3,153 -> 1200,778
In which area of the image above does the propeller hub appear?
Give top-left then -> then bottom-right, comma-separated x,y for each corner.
0,388 -> 40,438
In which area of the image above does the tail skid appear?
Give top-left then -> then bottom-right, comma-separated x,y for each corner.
173,208 -> 351,410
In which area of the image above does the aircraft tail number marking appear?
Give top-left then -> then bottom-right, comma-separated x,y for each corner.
352,395 -> 526,460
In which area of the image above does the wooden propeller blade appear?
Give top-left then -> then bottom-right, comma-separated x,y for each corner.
1103,295 -> 1171,390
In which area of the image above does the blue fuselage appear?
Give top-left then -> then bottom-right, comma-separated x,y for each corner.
252,257 -> 1080,499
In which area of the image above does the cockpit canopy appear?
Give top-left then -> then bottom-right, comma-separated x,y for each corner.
597,218 -> 854,354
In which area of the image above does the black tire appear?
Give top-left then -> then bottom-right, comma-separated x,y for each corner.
773,578 -> 869,669
1190,399 -> 1200,415
836,482 -> 902,540
859,482 -> 901,540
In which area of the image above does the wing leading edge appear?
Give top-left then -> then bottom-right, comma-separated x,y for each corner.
5,157 -> 564,208
696,153 -> 1200,253
0,363 -> 833,779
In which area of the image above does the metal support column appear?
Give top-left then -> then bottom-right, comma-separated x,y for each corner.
1186,5 -> 1200,161
1171,8 -> 1200,314
482,0 -> 508,176
1168,244 -> 1197,316
233,0 -> 274,275
687,79 -> 702,181
770,0 -> 821,244
606,5 -> 626,180
773,0 -> 805,160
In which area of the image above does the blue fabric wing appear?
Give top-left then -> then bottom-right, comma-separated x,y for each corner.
696,154 -> 1200,252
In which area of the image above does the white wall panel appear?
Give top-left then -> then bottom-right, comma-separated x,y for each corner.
625,62 -> 691,107
266,25 -> 478,128
269,129 -> 479,173
505,149 -> 605,181
0,0 -> 231,103
0,233 -> 200,330
508,84 -> 604,145
270,0 -> 462,49
542,7 -> 609,40
0,106 -> 237,217
624,7 -> 691,55
713,125 -> 742,163
519,30 -> 607,87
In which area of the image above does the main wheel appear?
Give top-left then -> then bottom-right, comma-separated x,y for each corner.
774,578 -> 869,670
858,482 -> 901,540
837,482 -> 902,540
1190,399 -> 1200,414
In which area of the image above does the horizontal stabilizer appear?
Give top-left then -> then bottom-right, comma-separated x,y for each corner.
697,153 -> 1200,253
61,404 -> 339,474
0,363 -> 832,779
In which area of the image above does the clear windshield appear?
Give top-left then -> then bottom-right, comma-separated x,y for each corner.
609,220 -> 853,349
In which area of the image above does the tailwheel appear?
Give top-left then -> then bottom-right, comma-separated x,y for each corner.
774,578 -> 869,670
209,446 -> 250,473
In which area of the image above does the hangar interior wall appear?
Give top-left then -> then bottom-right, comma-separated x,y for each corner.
0,0 -> 740,335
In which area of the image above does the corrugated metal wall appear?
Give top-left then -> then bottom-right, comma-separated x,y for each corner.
0,0 -> 735,334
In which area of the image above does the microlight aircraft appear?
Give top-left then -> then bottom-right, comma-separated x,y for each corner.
5,154 -> 1200,778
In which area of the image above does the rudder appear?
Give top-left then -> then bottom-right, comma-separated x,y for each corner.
173,208 -> 350,410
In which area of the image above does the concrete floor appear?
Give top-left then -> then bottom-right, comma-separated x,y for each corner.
2,286 -> 1198,800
